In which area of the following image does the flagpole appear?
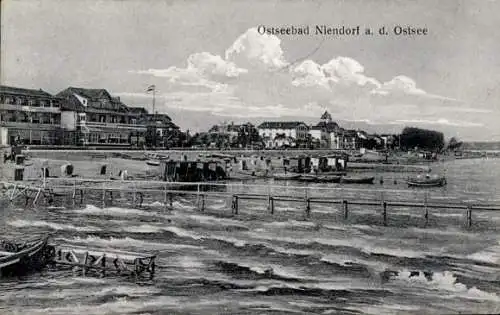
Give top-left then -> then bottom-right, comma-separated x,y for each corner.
152,86 -> 156,117
152,86 -> 156,148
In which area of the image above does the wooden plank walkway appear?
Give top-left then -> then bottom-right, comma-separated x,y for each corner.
3,178 -> 500,228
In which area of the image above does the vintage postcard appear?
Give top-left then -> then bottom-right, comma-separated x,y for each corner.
0,0 -> 499,314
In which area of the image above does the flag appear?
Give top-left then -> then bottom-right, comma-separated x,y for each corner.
357,131 -> 367,140
146,85 -> 156,92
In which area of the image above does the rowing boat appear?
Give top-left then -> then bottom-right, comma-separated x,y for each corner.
146,160 -> 161,166
340,176 -> 375,184
407,175 -> 447,187
0,236 -> 54,276
273,173 -> 301,180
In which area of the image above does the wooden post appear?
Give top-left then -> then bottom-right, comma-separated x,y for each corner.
200,194 -> 205,212
467,205 -> 472,228
232,195 -> 239,215
269,197 -> 274,214
343,200 -> 348,219
9,184 -> 17,202
424,192 -> 429,226
32,188 -> 41,207
381,192 -> 387,226
196,184 -> 200,207
305,198 -> 311,218
101,254 -> 106,278
163,185 -> 168,211
101,183 -> 106,208
134,258 -> 139,281
383,202 -> 387,226
72,181 -> 76,200
133,183 -> 137,205
82,252 -> 89,277
169,193 -> 173,209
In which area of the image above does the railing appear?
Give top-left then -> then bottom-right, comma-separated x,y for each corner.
0,121 -> 60,130
79,121 -> 147,131
0,103 -> 61,113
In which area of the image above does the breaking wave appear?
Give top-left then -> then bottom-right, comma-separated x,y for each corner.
7,219 -> 100,232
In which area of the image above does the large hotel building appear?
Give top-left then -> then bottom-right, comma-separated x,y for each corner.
0,85 -> 179,147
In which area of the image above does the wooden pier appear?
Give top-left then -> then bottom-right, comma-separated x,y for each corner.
3,178 -> 500,228
51,244 -> 157,279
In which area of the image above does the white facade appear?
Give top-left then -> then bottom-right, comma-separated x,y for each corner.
259,128 -> 297,140
0,127 -> 8,145
329,132 -> 341,149
309,129 -> 322,141
60,111 -> 77,131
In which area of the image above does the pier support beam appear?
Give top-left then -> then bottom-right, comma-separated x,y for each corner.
269,197 -> 275,215
424,193 -> 429,226
382,201 -> 388,226
305,198 -> 311,218
199,194 -> 205,212
343,200 -> 348,219
466,205 -> 473,228
232,195 -> 239,215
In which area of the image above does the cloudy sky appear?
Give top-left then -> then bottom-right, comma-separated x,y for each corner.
2,0 -> 499,140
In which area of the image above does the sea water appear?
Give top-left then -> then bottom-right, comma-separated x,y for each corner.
0,158 -> 499,315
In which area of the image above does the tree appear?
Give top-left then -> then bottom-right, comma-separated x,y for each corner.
399,127 -> 444,151
447,137 -> 463,151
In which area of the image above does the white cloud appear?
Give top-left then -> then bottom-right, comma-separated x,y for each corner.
129,27 -> 467,127
371,75 -> 425,96
225,27 -> 288,70
321,57 -> 380,88
291,60 -> 335,89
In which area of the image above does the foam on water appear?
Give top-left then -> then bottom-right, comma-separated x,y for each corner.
321,254 -> 391,273
163,226 -> 203,240
394,270 -> 500,302
1,285 -> 161,301
119,224 -> 164,234
248,232 -> 429,259
70,205 -> 155,217
57,235 -> 203,251
176,213 -> 248,228
263,220 -> 318,229
467,240 -> 500,264
7,219 -> 100,232
172,200 -> 195,210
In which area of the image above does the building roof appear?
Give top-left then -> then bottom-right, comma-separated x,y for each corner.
128,107 -> 149,115
0,85 -> 54,99
314,121 -> 340,133
258,121 -> 307,129
57,87 -> 129,113
320,110 -> 332,121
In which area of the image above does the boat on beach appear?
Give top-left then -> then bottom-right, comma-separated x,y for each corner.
406,174 -> 447,187
0,236 -> 54,276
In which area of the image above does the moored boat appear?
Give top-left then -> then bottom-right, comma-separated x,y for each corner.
146,160 -> 161,166
273,173 -> 301,180
298,174 -> 319,182
340,176 -> 375,184
406,174 -> 447,187
0,236 -> 54,276
316,175 -> 342,183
